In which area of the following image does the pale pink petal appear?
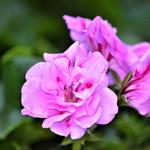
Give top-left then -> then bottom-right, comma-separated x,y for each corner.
87,16 -> 106,45
75,94 -> 102,128
42,113 -> 71,128
97,88 -> 118,124
21,78 -> 53,118
70,31 -> 86,42
64,41 -> 80,62
136,100 -> 150,116
50,120 -> 70,137
52,56 -> 70,72
74,44 -> 88,67
129,42 -> 150,58
43,53 -> 65,62
63,15 -> 90,32
44,41 -> 80,67
69,123 -> 86,139
83,52 -> 108,82
25,62 -> 51,80
134,49 -> 150,75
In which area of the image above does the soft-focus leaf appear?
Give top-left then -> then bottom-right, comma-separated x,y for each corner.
2,55 -> 40,110
2,46 -> 33,63
0,47 -> 40,139
10,120 -> 53,145
86,134 -> 100,142
0,140 -> 21,150
72,141 -> 82,150
0,83 -> 4,114
0,110 -> 23,139
61,138 -> 73,146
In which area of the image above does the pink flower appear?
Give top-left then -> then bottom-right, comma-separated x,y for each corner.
21,42 -> 118,139
124,48 -> 150,116
63,15 -> 117,58
63,15 -> 137,83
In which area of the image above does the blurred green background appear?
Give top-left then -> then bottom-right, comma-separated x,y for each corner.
0,0 -> 150,149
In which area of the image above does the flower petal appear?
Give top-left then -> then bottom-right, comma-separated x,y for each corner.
42,113 -> 71,128
83,52 -> 108,82
97,88 -> 118,124
75,94 -> 102,128
25,62 -> 51,80
70,123 -> 86,139
21,78 -> 53,118
50,120 -> 70,137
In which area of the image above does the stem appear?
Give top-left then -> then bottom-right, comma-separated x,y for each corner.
119,72 -> 132,95
118,95 -> 128,107
72,141 -> 82,150
109,69 -> 121,88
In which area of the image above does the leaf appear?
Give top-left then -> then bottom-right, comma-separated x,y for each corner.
2,45 -> 33,63
61,138 -> 73,146
72,141 -> 82,150
0,83 -> 22,140
0,83 -> 4,114
0,140 -> 21,150
10,120 -> 53,145
86,134 -> 100,142
0,47 -> 40,139
0,110 -> 23,139
2,55 -> 40,110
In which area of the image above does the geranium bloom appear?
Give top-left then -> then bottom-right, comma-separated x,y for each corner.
21,42 -> 118,139
64,15 -> 137,83
123,48 -> 150,116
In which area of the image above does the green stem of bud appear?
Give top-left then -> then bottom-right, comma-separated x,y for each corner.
72,140 -> 82,150
119,72 -> 132,96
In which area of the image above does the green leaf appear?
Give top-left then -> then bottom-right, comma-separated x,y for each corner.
2,46 -> 33,63
0,140 -> 21,150
2,56 -> 40,110
10,120 -> 53,145
0,110 -> 23,139
72,140 -> 82,150
0,83 -> 4,114
86,134 -> 100,142
0,47 -> 40,139
61,137 -> 73,146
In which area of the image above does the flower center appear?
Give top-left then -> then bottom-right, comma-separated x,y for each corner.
64,85 -> 78,103
63,81 -> 92,103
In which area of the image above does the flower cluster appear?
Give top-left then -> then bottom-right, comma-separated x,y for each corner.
21,15 -> 150,139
